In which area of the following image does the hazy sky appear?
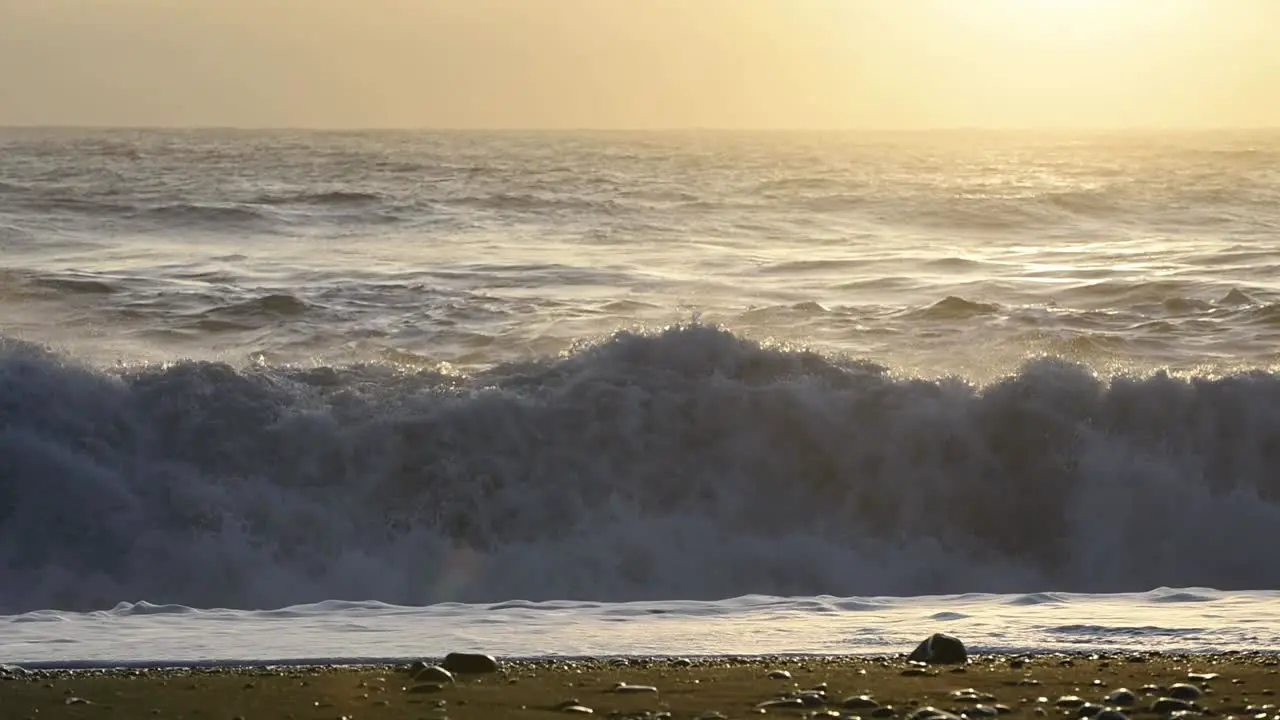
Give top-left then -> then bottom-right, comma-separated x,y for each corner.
1,0 -> 1277,129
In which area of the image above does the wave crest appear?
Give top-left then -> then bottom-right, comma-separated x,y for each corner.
1,325 -> 1279,612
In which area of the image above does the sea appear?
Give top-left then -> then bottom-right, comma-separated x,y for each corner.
1,127 -> 1279,667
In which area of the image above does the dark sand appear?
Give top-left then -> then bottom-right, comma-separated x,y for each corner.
4,653 -> 1278,720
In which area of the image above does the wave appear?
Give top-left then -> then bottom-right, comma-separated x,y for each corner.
0,270 -> 120,299
253,190 -> 383,207
910,296 -> 1001,319
1,183 -> 405,231
1220,288 -> 1256,305
136,203 -> 271,226
0,224 -> 34,244
2,324 -> 1280,613
30,276 -> 119,296
134,201 -> 404,231
450,192 -> 626,215
206,293 -> 312,318
165,293 -> 314,333
15,196 -> 139,217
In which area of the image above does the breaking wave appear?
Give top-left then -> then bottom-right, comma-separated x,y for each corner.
2,324 -> 1279,612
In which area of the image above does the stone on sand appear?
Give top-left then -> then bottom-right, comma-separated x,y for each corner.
443,652 -> 500,674
908,633 -> 968,664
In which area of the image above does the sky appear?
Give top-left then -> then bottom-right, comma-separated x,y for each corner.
0,0 -> 1277,130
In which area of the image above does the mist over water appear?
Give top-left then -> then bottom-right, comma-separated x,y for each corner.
2,129 -> 1280,615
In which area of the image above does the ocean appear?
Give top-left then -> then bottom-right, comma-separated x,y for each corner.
1,127 -> 1278,665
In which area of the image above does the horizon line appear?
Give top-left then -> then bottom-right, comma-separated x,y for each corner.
3,124 -> 1279,134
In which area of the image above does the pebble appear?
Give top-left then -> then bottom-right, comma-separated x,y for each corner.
612,682 -> 659,694
909,706 -> 964,720
414,665 -> 455,684
756,698 -> 806,710
442,652 -> 499,674
795,690 -> 828,706
843,695 -> 881,709
950,689 -> 996,702
1055,696 -> 1087,708
553,699 -> 593,714
1076,701 -> 1105,717
767,670 -> 793,680
1107,689 -> 1138,706
1168,684 -> 1203,701
1094,711 -> 1128,720
1151,697 -> 1195,713
908,633 -> 969,665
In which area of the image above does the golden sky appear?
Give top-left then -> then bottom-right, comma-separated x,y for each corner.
0,0 -> 1276,129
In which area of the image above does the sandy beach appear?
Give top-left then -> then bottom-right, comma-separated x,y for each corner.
4,652 -> 1276,720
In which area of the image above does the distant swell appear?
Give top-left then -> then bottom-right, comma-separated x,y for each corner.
210,293 -> 311,317
2,324 -> 1280,612
254,190 -> 382,206
137,203 -> 270,226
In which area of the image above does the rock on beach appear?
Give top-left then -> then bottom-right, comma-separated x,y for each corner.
908,632 -> 969,664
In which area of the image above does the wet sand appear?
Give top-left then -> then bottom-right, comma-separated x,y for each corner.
4,653 -> 1277,720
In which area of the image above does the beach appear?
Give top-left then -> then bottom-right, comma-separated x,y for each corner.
6,652 -> 1276,720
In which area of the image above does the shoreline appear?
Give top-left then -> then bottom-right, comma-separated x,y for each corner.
10,649 -> 1280,671
6,652 -> 1279,719
8,649 -> 1280,666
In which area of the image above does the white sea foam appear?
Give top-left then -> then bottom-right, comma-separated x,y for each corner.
4,327 -> 1280,614
2,590 -> 1275,667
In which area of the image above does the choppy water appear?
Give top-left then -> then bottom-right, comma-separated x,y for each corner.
5,128 -> 1279,372
1,129 -> 1279,658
